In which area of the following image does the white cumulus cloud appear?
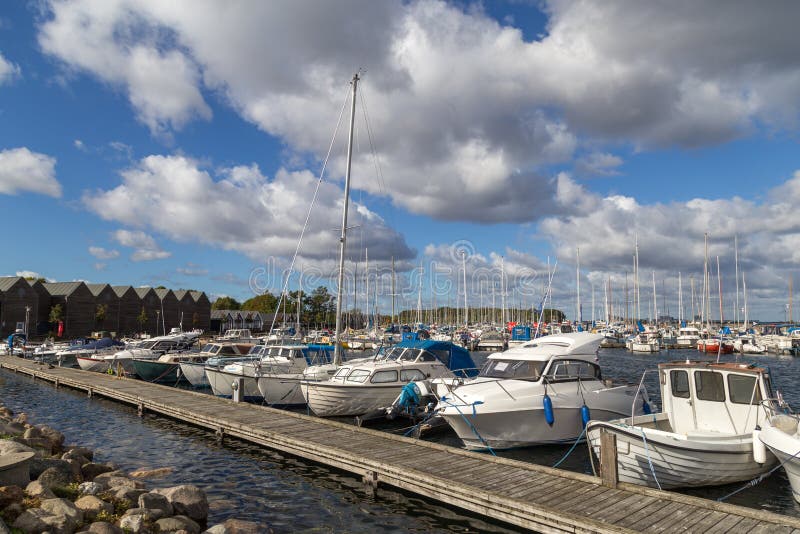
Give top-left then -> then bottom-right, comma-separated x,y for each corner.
0,52 -> 20,84
88,246 -> 120,260
113,229 -> 171,261
0,147 -> 61,197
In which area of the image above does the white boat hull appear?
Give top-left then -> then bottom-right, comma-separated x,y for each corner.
759,415 -> 800,502
76,356 -> 111,373
587,414 -> 775,489
178,361 -> 210,388
205,367 -> 261,401
256,375 -> 306,406
302,382 -> 401,417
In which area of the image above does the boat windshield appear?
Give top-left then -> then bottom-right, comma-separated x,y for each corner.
480,359 -> 547,380
379,347 -> 436,363
201,344 -> 220,355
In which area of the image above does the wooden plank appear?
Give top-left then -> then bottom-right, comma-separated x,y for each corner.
577,488 -> 629,517
725,517 -> 763,533
614,500 -> 673,530
747,525 -> 794,534
626,501 -> 686,532
703,514 -> 744,534
644,504 -> 710,532
533,481 -> 598,507
591,493 -> 659,524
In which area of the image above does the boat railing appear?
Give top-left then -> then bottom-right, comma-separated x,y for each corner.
630,369 -> 659,424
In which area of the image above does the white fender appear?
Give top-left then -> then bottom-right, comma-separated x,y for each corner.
752,428 -> 767,464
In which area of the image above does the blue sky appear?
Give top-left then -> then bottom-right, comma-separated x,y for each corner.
2,1 -> 800,322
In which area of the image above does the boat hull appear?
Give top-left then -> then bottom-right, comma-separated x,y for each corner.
759,415 -> 800,502
131,360 -> 182,384
302,382 -> 401,417
256,375 -> 306,406
206,367 -> 262,402
76,356 -> 111,373
178,361 -> 210,388
587,416 -> 775,489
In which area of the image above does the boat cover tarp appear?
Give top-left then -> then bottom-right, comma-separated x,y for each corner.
395,338 -> 479,377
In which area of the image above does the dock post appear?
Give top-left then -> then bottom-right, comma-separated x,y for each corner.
362,470 -> 378,497
232,378 -> 244,403
87,388 -> 93,398
54,378 -> 59,389
600,429 -> 618,488
137,402 -> 144,417
215,427 -> 225,444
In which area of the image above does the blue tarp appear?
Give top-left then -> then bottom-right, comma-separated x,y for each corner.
637,321 -> 645,332
511,325 -> 531,341
393,338 -> 479,378
61,337 -> 123,352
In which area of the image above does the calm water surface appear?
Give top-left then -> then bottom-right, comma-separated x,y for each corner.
2,347 -> 799,530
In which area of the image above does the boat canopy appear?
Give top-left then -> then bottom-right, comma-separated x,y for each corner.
391,338 -> 478,377
489,333 -> 603,363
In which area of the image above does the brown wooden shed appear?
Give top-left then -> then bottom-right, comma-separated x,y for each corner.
0,277 -> 42,337
111,285 -> 141,336
154,288 -> 180,332
42,282 -> 96,338
86,283 -> 118,334
173,290 -> 196,330
190,291 -> 211,332
134,287 -> 162,336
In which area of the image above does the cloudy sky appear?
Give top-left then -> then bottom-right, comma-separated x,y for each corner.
2,0 -> 800,321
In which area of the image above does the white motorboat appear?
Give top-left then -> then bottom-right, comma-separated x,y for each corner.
437,333 -> 648,450
59,337 -> 124,369
100,330 -> 199,376
178,342 -> 256,388
733,333 -> 767,354
255,344 -> 338,405
205,344 -> 334,403
587,361 -> 777,489
759,412 -> 800,502
675,326 -> 701,348
301,339 -> 478,418
474,330 -> 507,352
216,328 -> 261,344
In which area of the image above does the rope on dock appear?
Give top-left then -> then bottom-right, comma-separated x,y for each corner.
717,446 -> 800,502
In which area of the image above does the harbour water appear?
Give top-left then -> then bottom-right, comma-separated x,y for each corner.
2,347 -> 799,531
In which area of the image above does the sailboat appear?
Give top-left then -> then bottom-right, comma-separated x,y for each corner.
301,73 -> 479,418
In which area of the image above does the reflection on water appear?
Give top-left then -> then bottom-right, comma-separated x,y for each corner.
3,346 -> 800,527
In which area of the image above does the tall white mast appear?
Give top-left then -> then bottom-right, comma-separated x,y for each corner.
734,235 -> 740,328
333,73 -> 359,366
652,271 -> 658,325
462,251 -> 468,327
576,247 -> 581,324
716,255 -> 723,327
364,248 -> 369,329
743,271 -> 748,329
678,272 -> 683,325
416,259 -> 423,326
635,234 -> 641,322
391,256 -> 396,327
702,232 -> 708,330
500,256 -> 506,327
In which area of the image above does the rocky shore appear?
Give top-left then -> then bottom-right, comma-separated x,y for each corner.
0,402 -> 265,533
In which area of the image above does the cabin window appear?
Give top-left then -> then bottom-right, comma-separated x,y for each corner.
695,371 -> 725,402
417,350 -> 436,362
545,360 -> 601,381
728,374 -> 762,404
670,370 -> 690,398
333,367 -> 351,378
428,349 -> 451,366
370,370 -> 398,383
480,359 -> 546,380
400,369 -> 426,382
346,369 -> 371,383
219,346 -> 237,355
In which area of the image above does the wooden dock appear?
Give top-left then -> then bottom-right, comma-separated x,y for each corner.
2,355 -> 799,533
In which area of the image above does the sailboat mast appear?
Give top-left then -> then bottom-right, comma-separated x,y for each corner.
462,251 -> 468,327
500,256 -> 506,327
678,272 -> 683,325
734,235 -> 740,328
576,247 -> 581,324
333,73 -> 359,366
743,272 -> 748,329
364,249 -> 369,329
716,255 -> 723,326
652,271 -> 658,326
391,256 -> 396,328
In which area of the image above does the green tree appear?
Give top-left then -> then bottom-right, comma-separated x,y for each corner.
95,304 -> 108,329
136,306 -> 148,332
307,286 -> 335,327
49,304 -> 64,324
241,292 -> 279,314
212,296 -> 241,310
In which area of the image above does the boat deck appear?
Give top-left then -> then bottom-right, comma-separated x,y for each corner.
2,355 -> 800,533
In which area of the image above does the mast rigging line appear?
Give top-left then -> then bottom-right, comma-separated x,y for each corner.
266,81 -> 352,338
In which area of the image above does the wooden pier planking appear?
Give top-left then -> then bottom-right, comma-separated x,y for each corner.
3,356 -> 800,534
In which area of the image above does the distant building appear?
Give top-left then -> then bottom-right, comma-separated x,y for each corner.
0,277 -> 211,338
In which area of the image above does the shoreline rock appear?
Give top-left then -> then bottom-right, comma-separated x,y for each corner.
0,401 -> 245,533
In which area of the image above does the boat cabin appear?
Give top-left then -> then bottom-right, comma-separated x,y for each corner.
659,361 -> 774,435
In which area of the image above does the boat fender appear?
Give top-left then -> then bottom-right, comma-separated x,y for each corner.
580,404 -> 591,428
397,382 -> 421,409
543,393 -> 555,426
752,427 -> 767,464
642,398 -> 652,415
